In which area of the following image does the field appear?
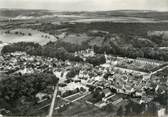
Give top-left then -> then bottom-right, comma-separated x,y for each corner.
71,17 -> 158,23
54,100 -> 114,117
54,93 -> 116,117
0,28 -> 57,45
61,33 -> 91,45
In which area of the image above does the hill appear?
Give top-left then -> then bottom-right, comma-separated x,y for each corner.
1,9 -> 168,61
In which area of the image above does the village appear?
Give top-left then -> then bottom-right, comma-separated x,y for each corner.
0,48 -> 168,116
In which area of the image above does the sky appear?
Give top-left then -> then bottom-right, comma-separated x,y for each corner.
0,0 -> 168,11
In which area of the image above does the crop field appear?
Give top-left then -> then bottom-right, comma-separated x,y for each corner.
62,34 -> 91,45
0,28 -> 57,45
70,17 -> 158,23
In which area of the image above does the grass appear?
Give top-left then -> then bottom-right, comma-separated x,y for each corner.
0,29 -> 57,45
62,34 -> 90,45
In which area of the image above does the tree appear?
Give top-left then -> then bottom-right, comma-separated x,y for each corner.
0,73 -> 59,114
66,67 -> 80,79
86,55 -> 106,66
117,106 -> 124,116
15,31 -> 18,35
28,33 -> 32,36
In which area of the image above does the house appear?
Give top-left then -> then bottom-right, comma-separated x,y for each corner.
131,98 -> 142,104
156,85 -> 166,94
95,102 -> 107,108
124,84 -> 135,94
102,88 -> 112,97
94,75 -> 104,81
36,92 -> 51,103
135,90 -> 143,96
74,48 -> 95,58
78,70 -> 89,79
100,63 -> 111,68
102,93 -> 115,102
16,67 -> 34,75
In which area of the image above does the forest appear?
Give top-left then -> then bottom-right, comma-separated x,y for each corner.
0,73 -> 58,115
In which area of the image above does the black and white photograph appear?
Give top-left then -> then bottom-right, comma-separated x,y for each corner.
0,0 -> 168,116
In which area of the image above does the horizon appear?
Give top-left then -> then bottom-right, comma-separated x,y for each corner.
0,8 -> 165,12
0,0 -> 168,12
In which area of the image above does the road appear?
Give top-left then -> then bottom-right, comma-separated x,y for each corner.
150,64 -> 168,76
48,81 -> 59,117
139,64 -> 168,87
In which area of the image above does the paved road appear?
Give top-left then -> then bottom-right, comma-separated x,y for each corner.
150,65 -> 168,76
48,82 -> 59,117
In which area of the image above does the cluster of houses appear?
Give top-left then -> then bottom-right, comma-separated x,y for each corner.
74,48 -> 95,61
0,52 -> 57,75
0,50 -> 167,115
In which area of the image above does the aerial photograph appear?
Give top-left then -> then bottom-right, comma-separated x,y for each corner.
0,0 -> 168,116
